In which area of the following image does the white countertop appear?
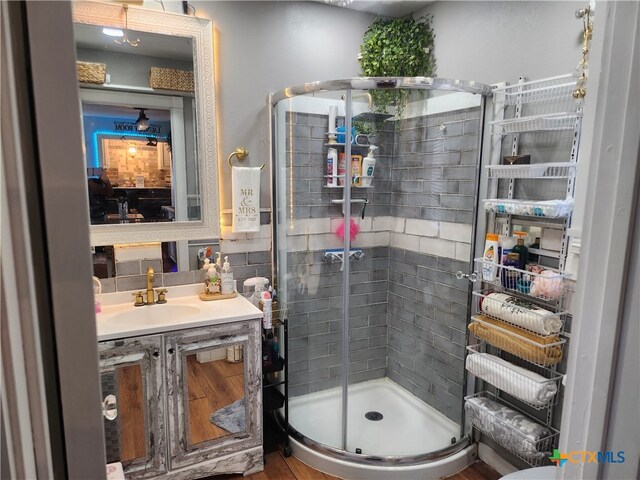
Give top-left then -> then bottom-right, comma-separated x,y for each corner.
96,283 -> 263,341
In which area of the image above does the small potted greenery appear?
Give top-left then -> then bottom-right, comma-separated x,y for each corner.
358,15 -> 436,118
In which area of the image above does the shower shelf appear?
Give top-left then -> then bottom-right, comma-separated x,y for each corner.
324,142 -> 372,148
323,175 -> 374,189
472,290 -> 567,336
483,198 -> 574,218
466,344 -> 563,410
330,198 -> 368,205
464,391 -> 560,467
490,112 -> 581,135
469,315 -> 566,368
474,258 -> 567,303
486,162 -> 577,179
493,74 -> 578,106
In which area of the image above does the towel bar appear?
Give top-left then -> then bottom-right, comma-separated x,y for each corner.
228,147 -> 265,170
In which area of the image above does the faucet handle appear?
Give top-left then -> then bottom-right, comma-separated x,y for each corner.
156,288 -> 168,304
132,291 -> 145,306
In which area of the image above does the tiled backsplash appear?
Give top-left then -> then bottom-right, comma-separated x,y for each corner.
103,139 -> 171,188
99,250 -> 272,294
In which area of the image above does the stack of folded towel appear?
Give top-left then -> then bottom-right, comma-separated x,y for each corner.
469,315 -> 563,366
466,352 -> 558,406
465,396 -> 554,461
480,293 -> 562,335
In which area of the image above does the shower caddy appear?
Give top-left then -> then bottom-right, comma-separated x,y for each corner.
463,74 -> 582,468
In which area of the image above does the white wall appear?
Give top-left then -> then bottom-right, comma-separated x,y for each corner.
416,1 -> 584,85
134,0 -> 586,221
191,1 -> 376,212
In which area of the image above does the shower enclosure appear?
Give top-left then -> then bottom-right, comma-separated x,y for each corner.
270,78 -> 493,478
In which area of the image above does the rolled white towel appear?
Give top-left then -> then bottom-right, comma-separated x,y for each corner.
481,292 -> 562,335
466,352 -> 558,406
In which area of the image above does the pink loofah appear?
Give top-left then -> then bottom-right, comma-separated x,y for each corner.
530,270 -> 564,300
335,218 -> 360,241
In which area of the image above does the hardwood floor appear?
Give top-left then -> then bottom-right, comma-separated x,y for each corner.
186,354 -> 245,445
216,449 -> 501,480
118,358 -> 501,480
117,364 -> 145,462
117,354 -> 246,460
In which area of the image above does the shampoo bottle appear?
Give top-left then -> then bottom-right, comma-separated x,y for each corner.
220,256 -> 234,294
512,231 -> 529,269
482,233 -> 500,281
326,148 -> 338,187
351,155 -> 363,186
499,235 -> 517,265
337,153 -> 347,186
360,145 -> 377,187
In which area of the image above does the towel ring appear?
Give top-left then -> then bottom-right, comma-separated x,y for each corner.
227,147 -> 265,170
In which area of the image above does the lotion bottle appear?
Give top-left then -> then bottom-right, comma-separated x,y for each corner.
220,256 -> 234,294
361,145 -> 377,187
482,233 -> 500,281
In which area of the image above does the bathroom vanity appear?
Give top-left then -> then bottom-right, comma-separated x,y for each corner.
97,286 -> 263,479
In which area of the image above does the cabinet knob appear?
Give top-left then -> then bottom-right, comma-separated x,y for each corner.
153,351 -> 160,358
168,348 -> 175,355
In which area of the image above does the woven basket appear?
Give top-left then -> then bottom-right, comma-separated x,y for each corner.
77,61 -> 106,84
149,67 -> 194,92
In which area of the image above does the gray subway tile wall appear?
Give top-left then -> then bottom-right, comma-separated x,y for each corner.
286,112 -> 395,219
286,248 -> 389,395
392,107 -> 480,225
283,105 -> 480,424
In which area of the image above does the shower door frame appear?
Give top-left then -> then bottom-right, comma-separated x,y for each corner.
270,77 -> 493,465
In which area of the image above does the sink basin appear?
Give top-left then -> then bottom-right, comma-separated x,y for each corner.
105,304 -> 202,327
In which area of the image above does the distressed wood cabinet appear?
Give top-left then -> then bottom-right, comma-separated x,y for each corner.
98,318 -> 263,480
98,335 -> 167,479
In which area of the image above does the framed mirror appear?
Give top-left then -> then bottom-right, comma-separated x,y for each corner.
73,1 -> 219,246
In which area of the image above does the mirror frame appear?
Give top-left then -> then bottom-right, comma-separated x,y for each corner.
73,1 -> 220,246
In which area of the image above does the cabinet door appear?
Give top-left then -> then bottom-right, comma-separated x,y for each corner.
166,319 -> 262,470
99,335 -> 166,478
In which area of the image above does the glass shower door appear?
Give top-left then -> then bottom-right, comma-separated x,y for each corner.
273,92 -> 349,449
345,88 -> 485,456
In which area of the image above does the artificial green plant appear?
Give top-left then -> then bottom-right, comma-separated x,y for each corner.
358,15 -> 436,118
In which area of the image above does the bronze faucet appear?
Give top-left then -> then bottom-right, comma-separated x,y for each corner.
146,266 -> 156,305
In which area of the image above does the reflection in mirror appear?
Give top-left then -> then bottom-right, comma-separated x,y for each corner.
72,1 -> 220,245
85,103 -> 180,224
101,364 -> 146,464
91,240 -> 219,280
185,345 -> 246,445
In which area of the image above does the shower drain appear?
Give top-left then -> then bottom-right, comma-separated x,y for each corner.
365,411 -> 383,421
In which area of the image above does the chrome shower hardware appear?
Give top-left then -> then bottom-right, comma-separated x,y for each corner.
322,249 -> 365,271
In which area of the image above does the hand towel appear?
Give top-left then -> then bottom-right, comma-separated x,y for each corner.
481,293 -> 562,335
466,352 -> 558,406
232,166 -> 261,233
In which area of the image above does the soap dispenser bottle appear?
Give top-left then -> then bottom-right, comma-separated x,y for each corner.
205,257 -> 220,294
220,256 -> 234,295
360,145 -> 377,187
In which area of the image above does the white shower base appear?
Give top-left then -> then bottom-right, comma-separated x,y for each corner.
288,378 -> 476,479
